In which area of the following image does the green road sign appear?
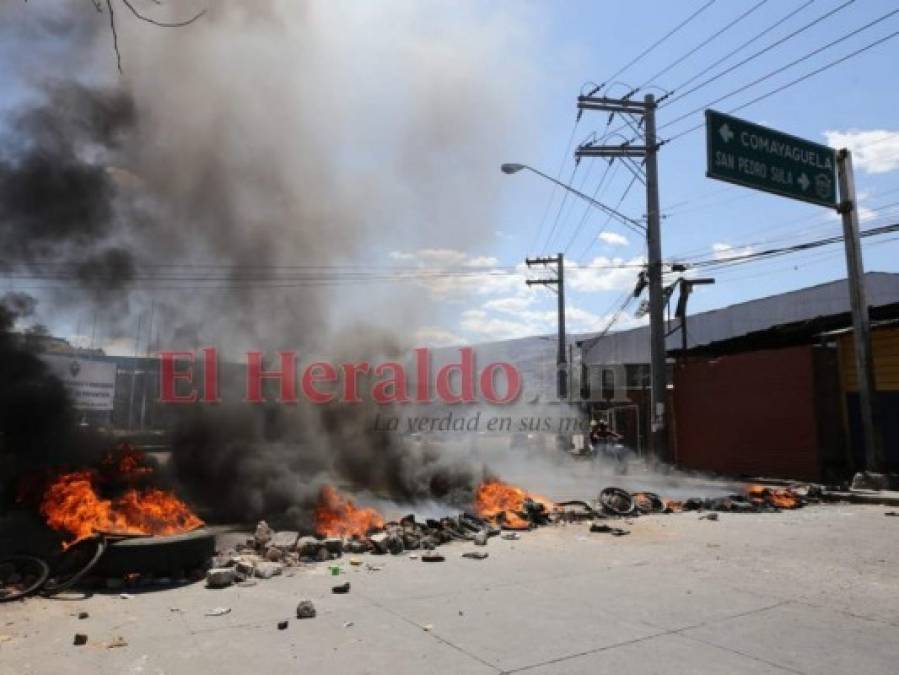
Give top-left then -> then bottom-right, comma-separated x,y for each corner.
705,110 -> 837,207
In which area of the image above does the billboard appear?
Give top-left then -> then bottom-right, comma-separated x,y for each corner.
41,354 -> 118,411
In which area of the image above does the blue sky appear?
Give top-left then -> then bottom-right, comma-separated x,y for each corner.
399,0 -> 899,345
1,1 -> 898,352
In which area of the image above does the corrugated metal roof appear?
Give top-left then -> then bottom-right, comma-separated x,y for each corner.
582,272 -> 899,365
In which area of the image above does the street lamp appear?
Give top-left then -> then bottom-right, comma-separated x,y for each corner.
499,162 -> 644,233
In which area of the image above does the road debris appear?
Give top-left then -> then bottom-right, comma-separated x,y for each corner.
73,633 -> 88,646
277,620 -> 288,630
590,523 -> 630,536
205,607 -> 231,617
296,600 -> 316,619
106,636 -> 128,649
332,582 -> 350,594
700,513 -> 720,521
77,611 -> 89,620
206,568 -> 236,589
462,551 -> 489,560
422,552 -> 445,562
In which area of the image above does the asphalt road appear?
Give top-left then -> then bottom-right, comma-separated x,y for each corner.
2,503 -> 898,674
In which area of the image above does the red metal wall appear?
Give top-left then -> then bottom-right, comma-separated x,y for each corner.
673,345 -> 821,479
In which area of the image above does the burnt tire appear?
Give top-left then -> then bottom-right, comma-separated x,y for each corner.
94,529 -> 215,578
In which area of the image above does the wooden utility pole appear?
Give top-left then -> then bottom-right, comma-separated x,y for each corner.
526,254 -> 567,400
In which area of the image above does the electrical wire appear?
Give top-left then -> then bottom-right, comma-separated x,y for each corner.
662,0 -> 857,109
638,0 -> 771,90
662,28 -> 899,145
596,0 -> 718,91
578,173 -> 641,262
660,8 -> 899,135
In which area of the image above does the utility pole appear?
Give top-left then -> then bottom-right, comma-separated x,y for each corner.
576,93 -> 669,461
837,149 -> 883,472
526,254 -> 567,400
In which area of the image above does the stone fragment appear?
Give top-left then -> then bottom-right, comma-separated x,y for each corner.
296,600 -> 316,619
253,562 -> 283,579
205,568 -> 236,589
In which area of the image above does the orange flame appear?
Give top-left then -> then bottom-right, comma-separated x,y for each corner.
745,484 -> 800,509
100,444 -> 154,479
474,479 -> 554,530
40,470 -> 203,547
314,485 -> 384,538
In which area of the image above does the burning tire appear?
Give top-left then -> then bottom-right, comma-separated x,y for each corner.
94,528 -> 216,577
599,487 -> 635,516
0,555 -> 50,602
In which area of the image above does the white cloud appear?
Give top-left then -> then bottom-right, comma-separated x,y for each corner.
459,309 -> 536,340
712,242 -> 754,261
567,256 -> 644,292
823,129 -> 899,174
482,295 -> 536,313
413,326 -> 466,347
598,231 -> 629,247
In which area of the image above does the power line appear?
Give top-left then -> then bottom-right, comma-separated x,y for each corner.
662,28 -> 899,145
578,172 -> 640,262
595,0 -> 824,147
529,117 -> 581,253
638,0 -> 771,90
540,160 -> 582,253
561,159 -> 620,255
660,7 -> 899,134
663,0 -> 856,109
687,221 -> 899,270
595,0 -> 718,91
667,0 -> 816,97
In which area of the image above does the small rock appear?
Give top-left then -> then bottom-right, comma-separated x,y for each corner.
206,568 -> 236,589
254,562 -> 283,579
331,582 -> 351,594
349,558 -> 363,566
423,624 -> 433,632
270,531 -> 300,550
235,561 -> 256,577
473,531 -> 488,546
368,532 -> 389,554
277,620 -> 289,630
73,633 -> 88,646
119,593 -> 135,600
205,607 -> 231,616
343,621 -> 354,628
700,513 -> 719,521
422,553 -> 445,562
77,611 -> 89,620
296,536 -> 323,557
254,520 -> 274,548
461,551 -> 488,560
296,600 -> 316,619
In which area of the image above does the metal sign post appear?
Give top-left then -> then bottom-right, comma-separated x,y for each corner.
837,149 -> 883,472
705,110 -> 882,472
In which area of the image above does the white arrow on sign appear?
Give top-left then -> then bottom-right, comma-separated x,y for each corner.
797,173 -> 810,191
719,123 -> 734,144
